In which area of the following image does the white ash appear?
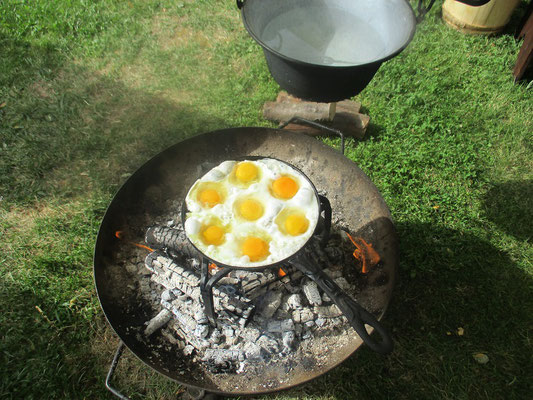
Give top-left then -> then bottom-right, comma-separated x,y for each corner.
122,223 -> 372,376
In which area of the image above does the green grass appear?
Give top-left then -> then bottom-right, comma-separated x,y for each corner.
1,0 -> 532,398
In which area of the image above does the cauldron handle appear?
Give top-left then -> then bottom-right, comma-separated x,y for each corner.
416,0 -> 437,23
290,252 -> 393,355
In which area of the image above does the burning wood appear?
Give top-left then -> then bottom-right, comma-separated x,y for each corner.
144,308 -> 172,336
127,222 -> 382,374
145,225 -> 197,258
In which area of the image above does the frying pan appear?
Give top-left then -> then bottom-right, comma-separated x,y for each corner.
94,127 -> 398,397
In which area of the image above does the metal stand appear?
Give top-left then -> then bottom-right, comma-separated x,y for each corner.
105,341 -> 221,400
199,260 -> 232,326
279,116 -> 346,155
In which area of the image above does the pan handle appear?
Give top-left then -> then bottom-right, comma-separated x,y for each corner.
290,253 -> 393,355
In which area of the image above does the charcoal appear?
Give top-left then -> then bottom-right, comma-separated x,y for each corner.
287,294 -> 303,310
240,327 -> 261,343
203,348 -> 245,365
323,267 -> 343,279
292,308 -> 314,323
302,280 -> 322,305
243,342 -> 262,360
267,319 -> 295,333
194,324 -> 210,339
282,330 -> 296,351
125,263 -> 137,274
183,344 -> 195,356
138,220 -> 363,377
144,308 -> 172,336
161,300 -> 197,333
257,290 -> 283,318
161,289 -> 175,302
314,304 -> 342,318
325,246 -> 343,263
334,277 -> 351,290
256,335 -> 280,355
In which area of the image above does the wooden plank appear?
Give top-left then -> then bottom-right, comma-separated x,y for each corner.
263,101 -> 336,122
336,99 -> 362,115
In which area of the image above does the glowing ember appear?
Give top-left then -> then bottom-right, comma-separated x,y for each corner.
115,230 -> 154,252
345,233 -> 380,274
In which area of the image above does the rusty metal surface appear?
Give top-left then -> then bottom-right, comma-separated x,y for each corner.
94,127 -> 398,396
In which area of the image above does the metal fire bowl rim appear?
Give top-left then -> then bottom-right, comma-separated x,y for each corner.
93,126 -> 398,396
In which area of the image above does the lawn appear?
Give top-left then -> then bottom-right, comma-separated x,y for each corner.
1,0 -> 531,399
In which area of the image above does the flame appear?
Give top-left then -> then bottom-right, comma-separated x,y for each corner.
278,267 -> 287,278
345,233 -> 380,274
115,230 -> 154,252
208,263 -> 219,273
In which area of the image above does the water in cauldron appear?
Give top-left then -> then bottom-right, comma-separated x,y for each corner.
261,6 -> 387,66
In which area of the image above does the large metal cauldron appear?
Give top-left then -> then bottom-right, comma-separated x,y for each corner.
238,0 -> 491,102
94,128 -> 398,398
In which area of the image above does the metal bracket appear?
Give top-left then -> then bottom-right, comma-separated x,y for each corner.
279,116 -> 346,155
416,0 -> 436,23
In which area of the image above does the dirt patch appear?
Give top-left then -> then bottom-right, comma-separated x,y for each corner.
152,12 -> 234,52
2,203 -> 60,234
29,80 -> 56,99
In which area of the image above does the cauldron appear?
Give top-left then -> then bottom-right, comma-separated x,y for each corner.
238,0 -> 491,102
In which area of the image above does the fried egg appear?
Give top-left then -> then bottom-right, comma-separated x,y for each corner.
184,158 -> 319,267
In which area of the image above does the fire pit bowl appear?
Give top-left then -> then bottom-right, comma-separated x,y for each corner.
94,127 -> 398,397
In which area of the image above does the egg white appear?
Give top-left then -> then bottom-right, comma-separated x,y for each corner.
184,159 -> 319,267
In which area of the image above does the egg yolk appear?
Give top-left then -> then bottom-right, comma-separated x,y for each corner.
272,176 -> 299,199
202,225 -> 225,245
235,162 -> 258,183
285,214 -> 309,236
239,199 -> 263,221
198,189 -> 221,208
241,237 -> 269,262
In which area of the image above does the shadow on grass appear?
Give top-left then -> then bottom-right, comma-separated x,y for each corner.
288,222 -> 531,400
0,35 -> 228,206
483,180 -> 533,241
